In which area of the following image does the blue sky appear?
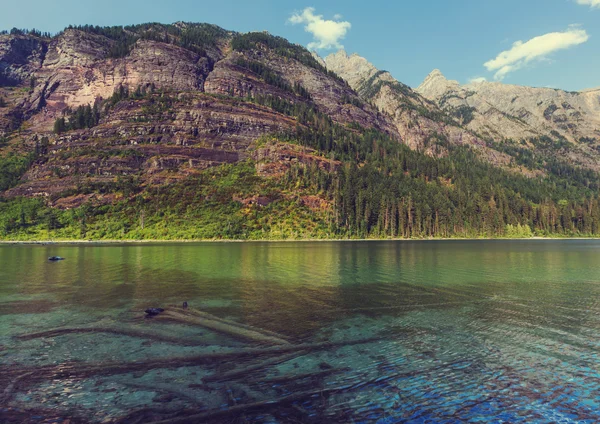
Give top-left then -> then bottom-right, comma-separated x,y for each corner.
1,0 -> 598,91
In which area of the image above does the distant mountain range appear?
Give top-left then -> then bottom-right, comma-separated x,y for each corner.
0,23 -> 599,240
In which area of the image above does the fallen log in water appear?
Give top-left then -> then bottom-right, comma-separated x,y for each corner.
172,306 -> 291,342
203,350 -> 309,383
1,337 -> 382,383
157,310 -> 290,346
16,327 -> 207,346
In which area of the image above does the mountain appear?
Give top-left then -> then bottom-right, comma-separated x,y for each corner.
416,69 -> 600,144
323,51 -> 518,170
324,50 -> 600,172
1,24 -> 600,240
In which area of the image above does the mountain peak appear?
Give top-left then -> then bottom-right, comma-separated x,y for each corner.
416,69 -> 460,98
428,69 -> 446,79
323,50 -> 381,88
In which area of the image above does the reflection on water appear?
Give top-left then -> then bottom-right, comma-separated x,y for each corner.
1,240 -> 600,422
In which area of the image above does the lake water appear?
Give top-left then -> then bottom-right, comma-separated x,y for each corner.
1,240 -> 600,423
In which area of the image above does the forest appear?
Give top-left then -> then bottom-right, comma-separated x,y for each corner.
3,98 -> 600,240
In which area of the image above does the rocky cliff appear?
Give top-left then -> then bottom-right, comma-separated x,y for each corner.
0,24 -> 394,205
416,69 -> 600,145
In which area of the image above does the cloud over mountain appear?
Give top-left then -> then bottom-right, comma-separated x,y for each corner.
289,7 -> 351,51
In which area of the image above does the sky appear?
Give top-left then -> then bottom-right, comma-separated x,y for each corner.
1,0 -> 598,91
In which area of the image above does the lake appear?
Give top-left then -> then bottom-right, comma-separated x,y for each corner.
1,240 -> 600,423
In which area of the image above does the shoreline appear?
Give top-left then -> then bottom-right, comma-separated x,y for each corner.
1,236 -> 599,245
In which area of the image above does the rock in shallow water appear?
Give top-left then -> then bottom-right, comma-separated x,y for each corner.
144,308 -> 165,316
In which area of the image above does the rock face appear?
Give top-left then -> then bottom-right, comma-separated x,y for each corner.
417,69 -> 460,100
416,69 -> 600,144
319,50 -> 392,90
0,34 -> 46,85
205,49 -> 396,136
21,30 -> 220,120
0,25 -> 402,203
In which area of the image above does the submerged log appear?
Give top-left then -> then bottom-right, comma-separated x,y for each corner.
173,306 -> 291,341
16,327 -> 207,346
2,337 -> 382,383
203,350 -> 308,383
157,310 -> 290,346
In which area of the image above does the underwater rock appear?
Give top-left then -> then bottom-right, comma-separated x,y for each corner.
48,256 -> 65,261
145,308 -> 165,316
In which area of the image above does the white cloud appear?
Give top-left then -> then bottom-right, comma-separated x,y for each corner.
484,28 -> 589,80
289,7 -> 351,51
576,0 -> 600,8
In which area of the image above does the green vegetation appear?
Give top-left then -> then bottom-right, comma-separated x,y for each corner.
360,73 -> 458,125
450,105 -> 476,125
580,137 -> 597,145
0,152 -> 36,192
492,137 -> 598,191
231,32 -> 346,85
505,223 -> 533,238
234,58 -> 311,100
4,93 -> 600,240
69,22 -> 229,58
0,163 -> 329,240
54,104 -> 100,134
0,28 -> 52,38
68,25 -> 139,58
341,93 -> 364,108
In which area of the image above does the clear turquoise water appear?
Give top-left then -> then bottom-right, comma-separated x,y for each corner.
1,240 -> 600,423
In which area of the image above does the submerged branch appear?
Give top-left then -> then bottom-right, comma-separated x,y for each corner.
1,337 -> 382,383
16,326 -> 207,346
